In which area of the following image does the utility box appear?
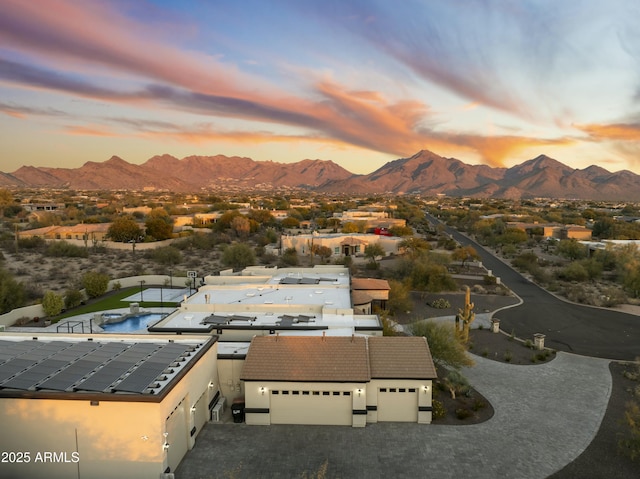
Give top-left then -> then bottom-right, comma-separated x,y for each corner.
534,333 -> 546,350
491,319 -> 500,333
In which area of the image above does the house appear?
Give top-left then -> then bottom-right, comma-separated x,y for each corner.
351,277 -> 390,314
281,232 -> 404,257
241,335 -> 436,427
0,333 -> 220,479
17,223 -> 111,242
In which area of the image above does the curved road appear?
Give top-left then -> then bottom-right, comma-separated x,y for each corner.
427,214 -> 640,361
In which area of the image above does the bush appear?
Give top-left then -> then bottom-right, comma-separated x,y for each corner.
82,271 -> 110,298
430,298 -> 451,309
148,246 -> 182,266
42,290 -> 64,317
45,241 -> 89,258
431,399 -> 445,420
455,408 -> 472,420
64,288 -> 84,309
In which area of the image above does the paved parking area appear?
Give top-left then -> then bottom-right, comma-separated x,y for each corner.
176,352 -> 611,479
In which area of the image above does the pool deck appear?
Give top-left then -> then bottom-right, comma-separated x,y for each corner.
4,287 -> 190,334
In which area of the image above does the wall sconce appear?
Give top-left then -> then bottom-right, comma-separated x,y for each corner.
208,381 -> 215,389
260,387 -> 266,395
356,388 -> 363,397
163,443 -> 170,451
422,385 -> 430,393
190,406 -> 197,413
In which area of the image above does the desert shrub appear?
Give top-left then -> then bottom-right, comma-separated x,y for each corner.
431,399 -> 445,420
504,350 -> 513,362
82,271 -> 110,298
472,399 -> 486,411
45,241 -> 89,258
484,275 -> 497,285
41,290 -> 64,317
524,339 -> 533,349
430,298 -> 451,309
112,280 -> 122,291
619,401 -> 640,461
221,243 -> 256,270
17,236 -> 46,250
148,246 -> 182,266
455,408 -> 472,420
0,268 -> 26,313
557,262 -> 589,282
64,288 -> 84,309
279,247 -> 299,267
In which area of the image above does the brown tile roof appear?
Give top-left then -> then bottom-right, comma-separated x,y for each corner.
351,278 -> 390,291
241,335 -> 370,382
367,336 -> 437,380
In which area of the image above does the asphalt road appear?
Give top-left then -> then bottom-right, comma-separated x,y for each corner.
426,214 -> 640,361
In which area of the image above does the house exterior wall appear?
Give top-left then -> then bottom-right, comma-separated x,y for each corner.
366,379 -> 433,424
217,358 -> 245,402
281,234 -> 402,257
244,380 -> 367,427
0,337 -> 219,479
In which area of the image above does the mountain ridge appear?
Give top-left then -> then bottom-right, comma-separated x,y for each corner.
3,150 -> 639,200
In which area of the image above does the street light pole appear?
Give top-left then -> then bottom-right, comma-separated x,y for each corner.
139,280 -> 144,302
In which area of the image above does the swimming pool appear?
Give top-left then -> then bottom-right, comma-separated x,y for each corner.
101,313 -> 166,333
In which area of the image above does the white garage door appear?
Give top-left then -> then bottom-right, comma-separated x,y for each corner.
165,398 -> 189,473
270,389 -> 352,426
377,387 -> 418,422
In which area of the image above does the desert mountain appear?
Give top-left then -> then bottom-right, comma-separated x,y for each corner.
3,150 -> 640,200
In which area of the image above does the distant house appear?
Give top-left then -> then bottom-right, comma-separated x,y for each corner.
351,278 -> 390,314
18,223 -> 111,242
281,232 -> 403,257
241,335 -> 436,427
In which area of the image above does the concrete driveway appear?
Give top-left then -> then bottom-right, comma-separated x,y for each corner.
175,353 -> 610,479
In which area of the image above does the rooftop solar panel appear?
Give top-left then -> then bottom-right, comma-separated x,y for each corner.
0,358 -> 37,383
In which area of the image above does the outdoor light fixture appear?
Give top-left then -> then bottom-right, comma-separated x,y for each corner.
260,387 -> 266,395
190,406 -> 196,413
208,382 -> 215,389
422,385 -> 430,393
163,443 -> 170,451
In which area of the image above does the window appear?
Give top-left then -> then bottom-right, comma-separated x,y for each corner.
313,391 -> 320,396
332,391 -> 340,396
399,388 -> 406,393
343,391 -> 351,396
282,390 -> 289,395
390,388 -> 397,393
409,388 -> 416,393
380,388 -> 387,392
302,391 -> 310,395
292,390 -> 300,395
272,390 -> 279,395
334,247 -> 340,254
323,391 -> 330,396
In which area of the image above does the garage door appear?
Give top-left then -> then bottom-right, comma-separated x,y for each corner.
377,387 -> 418,422
165,398 -> 188,473
270,389 -> 352,426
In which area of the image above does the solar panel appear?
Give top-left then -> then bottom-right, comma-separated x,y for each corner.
202,314 -> 229,325
0,358 -> 38,384
112,344 -> 191,394
1,360 -> 68,390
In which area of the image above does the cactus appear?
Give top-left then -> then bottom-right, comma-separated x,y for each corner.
455,285 -> 475,343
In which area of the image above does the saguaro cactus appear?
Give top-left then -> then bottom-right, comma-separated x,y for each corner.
455,285 -> 475,343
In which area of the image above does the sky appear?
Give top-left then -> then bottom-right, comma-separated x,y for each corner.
1,0 -> 640,175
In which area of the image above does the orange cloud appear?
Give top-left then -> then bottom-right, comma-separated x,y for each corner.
63,125 -> 119,137
575,122 -> 640,142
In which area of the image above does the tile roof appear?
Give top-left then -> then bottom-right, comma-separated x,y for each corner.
241,335 -> 437,383
351,278 -> 390,291
241,335 -> 370,382
368,336 -> 437,380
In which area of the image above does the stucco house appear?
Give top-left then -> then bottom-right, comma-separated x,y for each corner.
241,335 -> 436,427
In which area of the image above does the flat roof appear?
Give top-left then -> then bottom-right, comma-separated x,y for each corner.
0,333 -> 215,401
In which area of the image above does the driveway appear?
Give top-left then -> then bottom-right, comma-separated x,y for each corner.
175,353 -> 610,479
426,214 -> 640,361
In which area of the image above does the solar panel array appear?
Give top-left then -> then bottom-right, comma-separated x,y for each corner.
0,339 -> 199,395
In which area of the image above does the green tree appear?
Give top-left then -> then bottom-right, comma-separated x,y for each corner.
221,243 -> 256,270
619,400 -> 640,460
387,279 -> 412,315
231,215 -> 251,237
0,188 -> 14,218
410,320 -> 474,370
341,222 -> 360,233
281,217 -> 301,229
399,237 -> 431,258
556,239 -> 587,260
145,208 -> 174,240
388,225 -> 413,237
42,290 -> 64,317
364,242 -> 385,265
451,245 -> 480,268
279,247 -> 299,266
108,216 -> 143,242
0,268 -> 26,314
82,271 -> 110,298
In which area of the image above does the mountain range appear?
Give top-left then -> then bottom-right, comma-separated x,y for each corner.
2,150 -> 639,200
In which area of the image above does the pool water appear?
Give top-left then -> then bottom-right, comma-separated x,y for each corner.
101,313 -> 166,333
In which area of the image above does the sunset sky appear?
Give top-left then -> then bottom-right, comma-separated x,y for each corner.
1,0 -> 640,175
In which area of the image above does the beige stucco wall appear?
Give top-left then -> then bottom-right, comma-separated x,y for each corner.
217,358 -> 245,402
366,379 -> 433,424
0,335 -> 219,479
244,380 -> 367,427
